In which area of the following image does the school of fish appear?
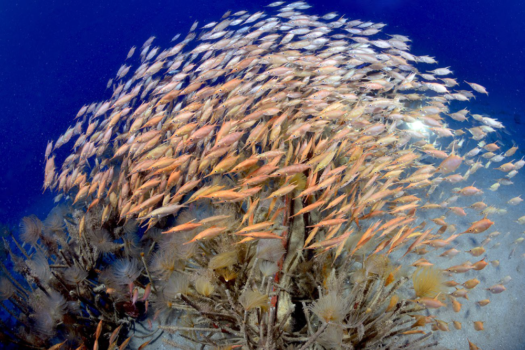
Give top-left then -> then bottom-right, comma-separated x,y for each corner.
41,1 -> 521,347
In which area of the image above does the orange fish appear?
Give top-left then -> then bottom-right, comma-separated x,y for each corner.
236,221 -> 274,234
462,217 -> 494,234
412,296 -> 447,309
184,226 -> 227,244
291,200 -> 326,217
237,231 -> 283,240
163,220 -> 202,234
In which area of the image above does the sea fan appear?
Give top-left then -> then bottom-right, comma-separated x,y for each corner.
33,309 -> 55,336
66,300 -> 81,315
259,260 -> 279,277
20,215 -> 43,245
216,267 -> 238,282
310,293 -> 347,323
90,228 -> 117,254
43,206 -> 66,234
149,249 -> 181,281
208,250 -> 238,270
351,268 -> 368,284
0,277 -> 15,300
98,268 -> 116,291
158,232 -> 196,260
151,290 -> 176,319
176,207 -> 203,225
365,255 -> 393,279
412,266 -> 445,299
317,324 -> 344,349
45,290 -> 67,320
32,290 -> 66,336
162,272 -> 190,299
122,231 -> 142,258
64,266 -> 88,285
194,276 -> 215,297
142,227 -> 163,243
111,258 -> 142,285
239,289 -> 269,311
123,219 -> 138,235
27,252 -> 51,283
256,239 -> 285,262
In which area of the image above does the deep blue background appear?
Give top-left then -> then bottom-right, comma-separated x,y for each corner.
1,0 -> 524,224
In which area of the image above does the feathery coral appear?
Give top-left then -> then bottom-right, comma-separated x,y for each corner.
0,277 -> 15,300
256,239 -> 285,262
195,276 -> 215,297
111,258 -> 142,285
311,293 -> 347,323
208,250 -> 238,270
412,266 -> 445,299
64,266 -> 88,285
27,252 -> 51,283
259,260 -> 279,277
20,215 -> 43,244
239,289 -> 269,311
162,272 -> 190,299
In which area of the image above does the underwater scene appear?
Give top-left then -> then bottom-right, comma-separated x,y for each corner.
1,0 -> 525,349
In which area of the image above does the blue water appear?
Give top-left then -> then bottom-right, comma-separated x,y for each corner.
1,0 -> 524,225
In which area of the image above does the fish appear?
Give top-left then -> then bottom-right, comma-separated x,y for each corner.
468,339 -> 481,350
138,204 -> 186,219
451,288 -> 469,299
265,184 -> 297,199
449,296 -> 461,312
508,195 -> 524,205
291,200 -> 325,217
473,321 -> 484,331
477,299 -> 490,306
485,284 -> 506,294
237,231 -> 283,240
162,220 -> 202,234
412,296 -> 447,309
465,81 -> 488,95
236,221 -> 274,234
462,217 -> 494,234
471,258 -> 488,270
465,247 -> 485,257
462,278 -> 480,289
445,263 -> 473,274
185,226 -> 228,244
